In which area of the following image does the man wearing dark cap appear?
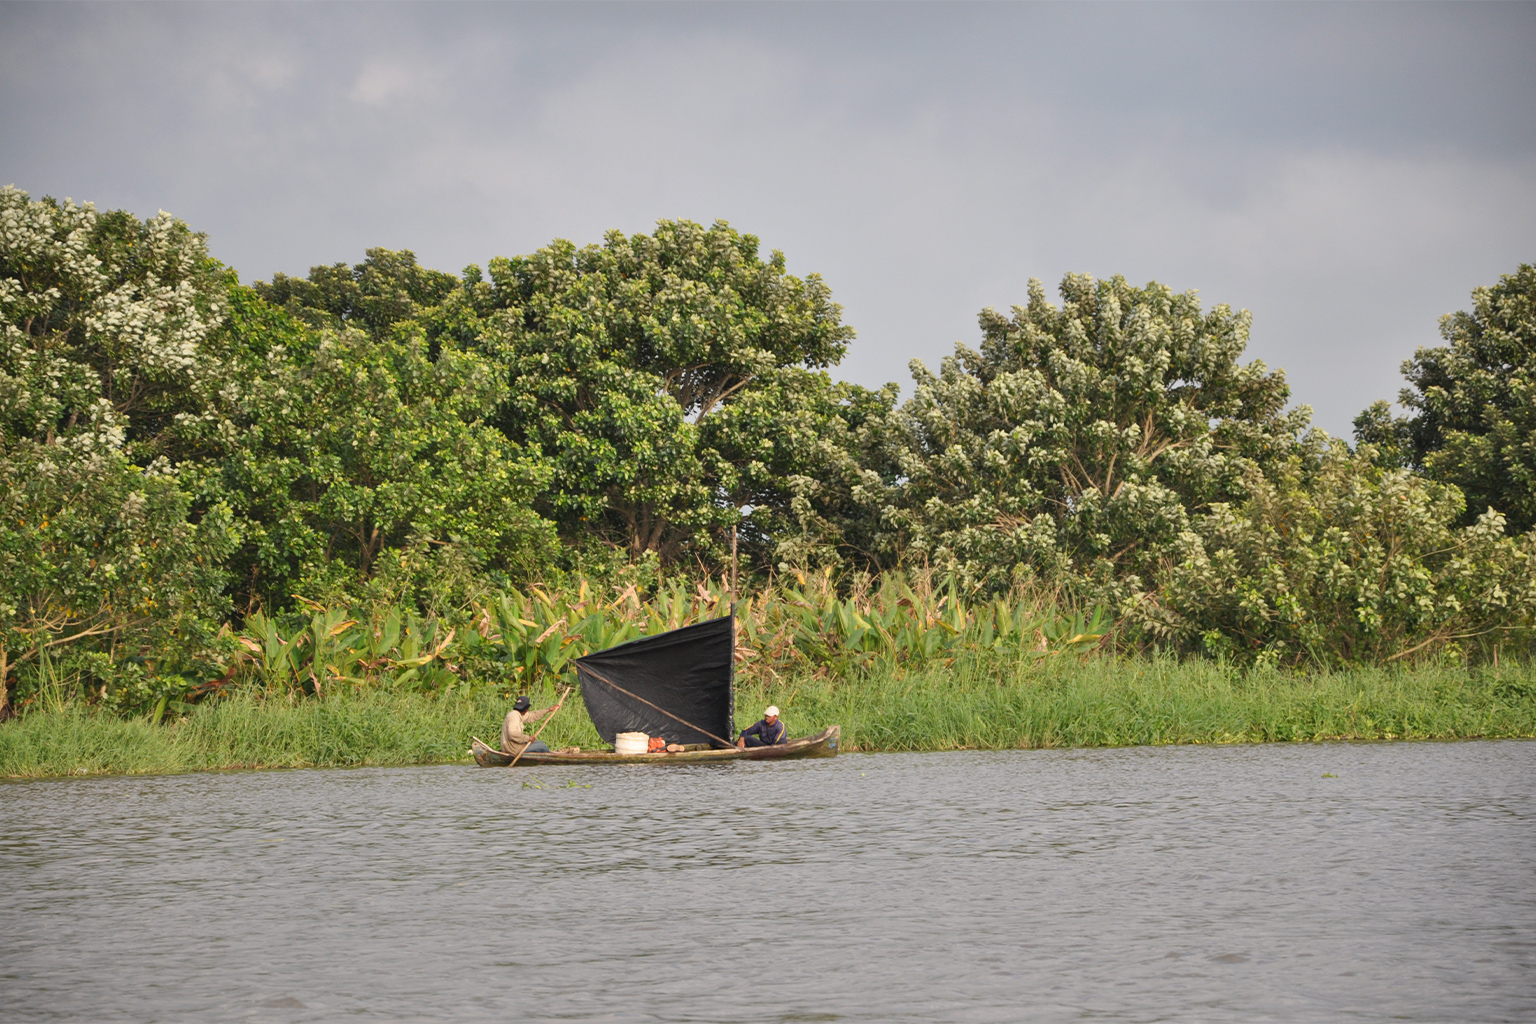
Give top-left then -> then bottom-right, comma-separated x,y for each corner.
501,695 -> 556,756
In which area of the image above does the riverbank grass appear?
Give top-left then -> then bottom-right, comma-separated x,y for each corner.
753,655 -> 1536,751
3,657 -> 1533,779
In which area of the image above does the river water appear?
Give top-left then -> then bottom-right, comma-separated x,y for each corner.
2,741 -> 1533,1023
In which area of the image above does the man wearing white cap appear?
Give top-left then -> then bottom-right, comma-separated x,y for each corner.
736,706 -> 787,748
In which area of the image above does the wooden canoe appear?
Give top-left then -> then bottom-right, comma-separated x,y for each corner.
470,724 -> 840,767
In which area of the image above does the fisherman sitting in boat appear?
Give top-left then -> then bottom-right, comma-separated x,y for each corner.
737,705 -> 787,748
501,695 -> 554,755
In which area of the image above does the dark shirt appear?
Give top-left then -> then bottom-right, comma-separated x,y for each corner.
740,718 -> 787,745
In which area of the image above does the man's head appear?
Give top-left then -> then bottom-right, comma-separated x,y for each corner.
513,695 -> 532,713
764,705 -> 779,724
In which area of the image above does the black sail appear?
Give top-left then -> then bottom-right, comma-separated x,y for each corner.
575,615 -> 736,748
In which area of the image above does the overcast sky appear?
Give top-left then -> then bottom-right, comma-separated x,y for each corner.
3,2 -> 1533,436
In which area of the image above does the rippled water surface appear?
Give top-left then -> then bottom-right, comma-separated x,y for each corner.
3,741 -> 1534,1022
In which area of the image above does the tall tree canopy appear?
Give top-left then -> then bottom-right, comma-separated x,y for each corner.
177,292 -> 555,613
1381,264 -> 1536,532
859,274 -> 1309,593
466,219 -> 867,563
0,185 -> 227,457
0,188 -> 235,713
239,223 -> 881,574
253,248 -> 459,340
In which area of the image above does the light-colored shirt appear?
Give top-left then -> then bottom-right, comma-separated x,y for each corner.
501,705 -> 554,753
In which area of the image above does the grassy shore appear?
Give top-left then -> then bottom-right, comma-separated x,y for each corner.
3,656 -> 1533,779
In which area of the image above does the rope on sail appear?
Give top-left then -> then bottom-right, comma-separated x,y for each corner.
577,664 -> 736,749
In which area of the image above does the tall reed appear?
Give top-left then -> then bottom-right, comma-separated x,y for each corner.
0,689 -> 595,778
3,656 -> 1531,779
743,655 -> 1536,751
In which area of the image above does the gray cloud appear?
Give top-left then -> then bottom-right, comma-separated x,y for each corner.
3,1 -> 1533,435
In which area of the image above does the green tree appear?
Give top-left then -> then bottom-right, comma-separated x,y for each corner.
176,290 -> 556,613
0,187 -> 237,713
693,368 -> 898,573
862,273 -> 1308,594
1351,399 -> 1414,469
1144,437 -> 1536,665
0,436 -> 235,717
468,219 -> 864,564
0,185 -> 228,460
1390,263 -> 1536,531
253,247 -> 459,340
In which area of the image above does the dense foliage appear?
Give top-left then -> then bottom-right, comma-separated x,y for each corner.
0,189 -> 237,717
1,185 -> 1532,716
464,221 -> 874,566
853,275 -> 1307,592
183,287 -> 556,614
1143,439 -> 1536,666
1357,264 -> 1536,532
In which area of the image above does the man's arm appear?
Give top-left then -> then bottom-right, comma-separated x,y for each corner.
523,705 -> 556,725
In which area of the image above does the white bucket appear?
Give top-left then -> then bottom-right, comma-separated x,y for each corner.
614,732 -> 650,755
